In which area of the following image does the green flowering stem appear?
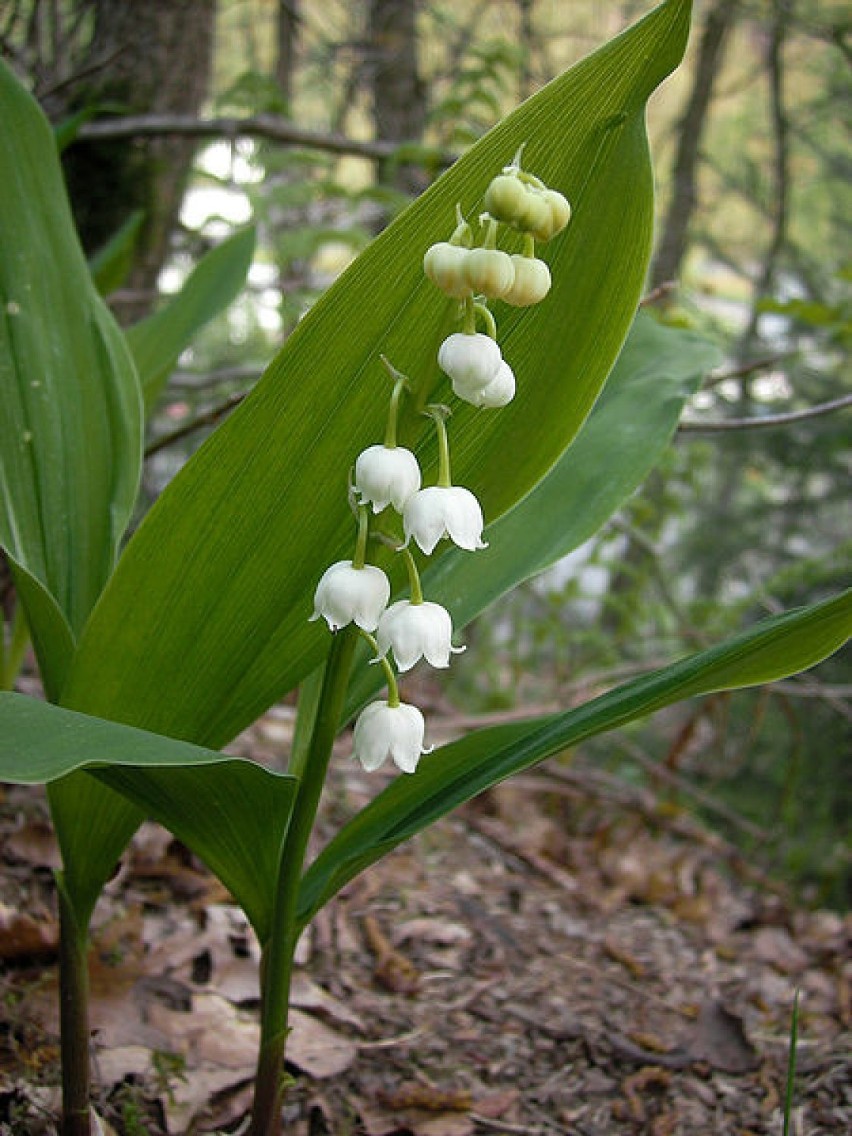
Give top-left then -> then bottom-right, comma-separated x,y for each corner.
399,545 -> 424,605
473,301 -> 498,340
56,877 -> 91,1136
352,504 -> 370,570
517,168 -> 546,190
523,232 -> 536,258
782,989 -> 801,1136
248,626 -> 357,1136
481,217 -> 499,250
360,629 -> 401,707
449,203 -> 472,247
463,294 -> 477,334
426,404 -> 453,488
380,355 -> 409,448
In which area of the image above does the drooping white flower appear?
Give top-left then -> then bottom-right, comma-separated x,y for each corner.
438,332 -> 502,394
452,359 -> 516,408
376,600 -> 465,672
353,700 -> 429,774
354,444 -> 421,514
310,560 -> 390,631
403,485 -> 487,555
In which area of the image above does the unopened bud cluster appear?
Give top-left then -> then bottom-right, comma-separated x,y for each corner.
311,154 -> 570,775
424,159 -> 570,314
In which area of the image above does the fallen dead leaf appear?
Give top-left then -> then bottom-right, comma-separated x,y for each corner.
377,1084 -> 472,1112
684,997 -> 759,1073
287,1008 -> 356,1078
290,972 -> 366,1031
393,918 -> 472,948
751,926 -> 809,974
0,902 -> 58,960
3,816 -> 61,870
146,992 -> 259,1069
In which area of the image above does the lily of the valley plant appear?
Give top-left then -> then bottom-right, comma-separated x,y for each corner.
0,3 -> 849,1135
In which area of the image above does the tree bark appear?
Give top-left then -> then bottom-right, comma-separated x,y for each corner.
58,0 -> 216,320
276,0 -> 300,109
650,0 -> 739,290
736,0 -> 792,361
367,0 -> 428,196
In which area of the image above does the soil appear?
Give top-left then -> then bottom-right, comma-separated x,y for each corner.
0,702 -> 849,1136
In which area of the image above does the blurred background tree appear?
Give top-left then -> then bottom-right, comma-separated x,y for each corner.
2,0 -> 849,903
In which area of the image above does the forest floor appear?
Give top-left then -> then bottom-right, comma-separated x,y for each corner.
0,698 -> 849,1136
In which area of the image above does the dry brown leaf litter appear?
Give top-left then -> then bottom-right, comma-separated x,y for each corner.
0,714 -> 849,1135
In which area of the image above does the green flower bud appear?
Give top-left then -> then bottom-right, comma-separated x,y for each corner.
464,247 -> 516,299
423,242 -> 473,298
515,191 -> 553,241
502,255 -> 551,307
542,188 -> 572,237
483,174 -> 528,225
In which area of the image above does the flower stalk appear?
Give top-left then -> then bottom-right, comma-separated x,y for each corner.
248,627 -> 357,1136
428,405 -> 453,489
352,504 -> 370,570
399,545 -> 424,605
360,629 -> 400,706
380,355 -> 409,448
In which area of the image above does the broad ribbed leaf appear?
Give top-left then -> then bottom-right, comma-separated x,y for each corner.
126,225 -> 257,411
0,60 -> 142,697
298,590 -> 852,926
0,694 -> 296,936
63,0 -> 693,749
346,312 -> 721,710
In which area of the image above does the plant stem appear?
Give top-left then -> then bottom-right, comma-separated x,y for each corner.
248,628 -> 357,1136
357,629 -> 400,708
379,356 -> 410,448
426,405 -> 453,488
56,878 -> 91,1136
352,505 -> 370,570
400,546 -> 424,605
782,988 -> 800,1136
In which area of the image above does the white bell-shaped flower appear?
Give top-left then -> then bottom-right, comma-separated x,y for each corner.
403,485 -> 487,555
438,332 -> 502,394
353,700 -> 429,774
354,444 -> 421,514
310,560 -> 390,632
452,360 -> 516,408
376,600 -> 465,672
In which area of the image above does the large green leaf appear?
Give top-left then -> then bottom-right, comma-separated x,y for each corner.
346,311 -> 721,710
0,694 -> 296,937
126,225 -> 257,412
298,590 -> 852,926
62,0 -> 693,750
0,60 -> 142,696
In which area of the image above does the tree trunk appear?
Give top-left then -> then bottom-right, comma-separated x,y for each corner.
650,0 -> 739,290
276,0 -> 301,110
367,0 -> 428,196
59,0 -> 215,321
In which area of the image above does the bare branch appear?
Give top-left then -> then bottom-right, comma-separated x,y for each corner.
678,393 -> 852,434
78,112 -> 455,167
702,352 -> 796,389
144,392 -> 246,458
